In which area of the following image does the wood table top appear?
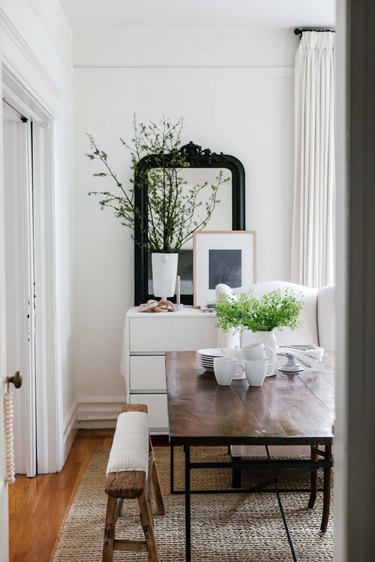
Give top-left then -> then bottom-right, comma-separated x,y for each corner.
166,351 -> 335,446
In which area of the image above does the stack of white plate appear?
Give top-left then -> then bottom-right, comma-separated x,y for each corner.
196,348 -> 225,372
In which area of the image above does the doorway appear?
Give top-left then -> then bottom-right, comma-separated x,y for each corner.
2,65 -> 62,477
3,99 -> 36,476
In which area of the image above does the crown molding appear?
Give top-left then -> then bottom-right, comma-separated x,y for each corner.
0,6 -> 62,100
74,66 -> 293,77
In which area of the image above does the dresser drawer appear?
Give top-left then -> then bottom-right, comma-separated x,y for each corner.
130,355 -> 166,391
129,316 -> 217,352
129,393 -> 168,432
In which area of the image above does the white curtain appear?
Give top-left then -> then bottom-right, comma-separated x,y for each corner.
291,31 -> 335,288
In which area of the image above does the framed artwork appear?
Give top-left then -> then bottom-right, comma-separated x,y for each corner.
193,230 -> 257,307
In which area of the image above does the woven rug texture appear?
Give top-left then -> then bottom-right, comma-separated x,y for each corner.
52,447 -> 333,562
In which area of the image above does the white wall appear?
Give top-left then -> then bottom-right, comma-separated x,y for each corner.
73,28 -> 297,68
0,0 -> 75,462
73,29 -> 297,423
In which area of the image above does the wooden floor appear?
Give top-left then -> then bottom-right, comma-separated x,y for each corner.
9,429 -> 115,562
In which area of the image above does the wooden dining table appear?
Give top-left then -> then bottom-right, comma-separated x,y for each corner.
165,351 -> 335,562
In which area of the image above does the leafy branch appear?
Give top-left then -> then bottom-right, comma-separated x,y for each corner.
86,116 -> 229,252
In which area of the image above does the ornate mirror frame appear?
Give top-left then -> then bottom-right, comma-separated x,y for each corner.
134,142 -> 246,305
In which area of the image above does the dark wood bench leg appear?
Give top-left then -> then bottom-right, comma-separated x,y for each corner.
102,496 -> 118,562
146,455 -> 155,527
308,445 -> 318,509
321,444 -> 333,532
151,454 -> 166,515
138,491 -> 160,562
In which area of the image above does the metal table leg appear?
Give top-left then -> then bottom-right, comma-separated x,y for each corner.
184,445 -> 191,562
170,445 -> 175,495
321,444 -> 333,532
308,445 -> 318,509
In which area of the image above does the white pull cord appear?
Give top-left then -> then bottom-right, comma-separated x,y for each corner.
3,384 -> 16,484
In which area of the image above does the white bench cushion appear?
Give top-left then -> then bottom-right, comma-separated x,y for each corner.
106,411 -> 149,476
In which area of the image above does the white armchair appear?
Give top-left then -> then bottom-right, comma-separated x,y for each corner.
215,281 -> 335,459
317,284 -> 335,351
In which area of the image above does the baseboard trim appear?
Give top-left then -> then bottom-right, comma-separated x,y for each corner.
63,401 -> 78,463
75,397 -> 170,433
77,397 -> 125,429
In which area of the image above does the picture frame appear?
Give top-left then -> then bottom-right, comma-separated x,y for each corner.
193,230 -> 257,307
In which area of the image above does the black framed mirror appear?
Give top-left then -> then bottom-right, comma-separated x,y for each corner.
134,142 -> 246,305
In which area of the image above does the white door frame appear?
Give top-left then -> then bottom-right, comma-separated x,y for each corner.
2,65 -> 62,475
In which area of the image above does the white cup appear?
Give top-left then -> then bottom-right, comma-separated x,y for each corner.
213,357 -> 243,385
226,348 -> 242,362
241,342 -> 273,361
225,349 -> 246,379
244,359 -> 273,386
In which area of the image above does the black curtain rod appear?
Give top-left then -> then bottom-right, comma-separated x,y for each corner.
294,28 -> 335,36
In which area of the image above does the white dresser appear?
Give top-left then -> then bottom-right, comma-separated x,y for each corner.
122,307 -> 218,432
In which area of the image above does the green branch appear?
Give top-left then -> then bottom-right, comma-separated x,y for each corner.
86,116 -> 224,253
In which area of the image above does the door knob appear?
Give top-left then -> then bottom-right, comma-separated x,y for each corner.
6,371 -> 22,389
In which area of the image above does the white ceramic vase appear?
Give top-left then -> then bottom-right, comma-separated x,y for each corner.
217,327 -> 241,350
215,283 -> 241,350
152,253 -> 178,299
245,329 -> 277,376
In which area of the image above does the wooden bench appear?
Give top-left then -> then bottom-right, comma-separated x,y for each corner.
102,404 -> 165,562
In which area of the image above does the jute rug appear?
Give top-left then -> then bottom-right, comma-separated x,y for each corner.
52,447 -> 333,562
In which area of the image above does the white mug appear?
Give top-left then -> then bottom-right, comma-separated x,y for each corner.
244,358 -> 273,386
225,349 -> 246,379
241,342 -> 273,361
226,348 -> 242,362
213,357 -> 243,385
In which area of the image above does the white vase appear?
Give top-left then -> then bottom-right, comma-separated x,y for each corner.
217,328 -> 241,350
152,253 -> 178,299
243,329 -> 277,376
215,283 -> 241,350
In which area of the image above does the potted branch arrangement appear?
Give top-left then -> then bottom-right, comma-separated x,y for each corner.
86,116 -> 228,301
215,288 -> 304,374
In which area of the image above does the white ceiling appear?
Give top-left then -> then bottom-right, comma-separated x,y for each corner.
59,0 -> 335,31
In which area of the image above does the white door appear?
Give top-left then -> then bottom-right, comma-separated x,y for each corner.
2,67 -> 62,481
0,98 -> 37,561
3,103 -> 36,477
0,86 -> 10,562
0,254 -> 9,561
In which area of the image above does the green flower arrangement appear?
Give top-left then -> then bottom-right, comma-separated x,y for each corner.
215,289 -> 304,333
